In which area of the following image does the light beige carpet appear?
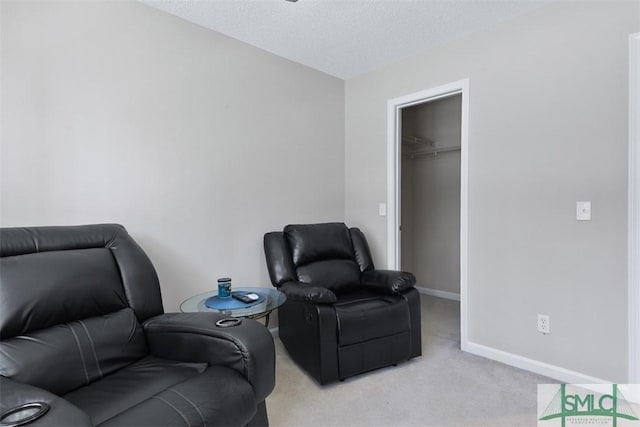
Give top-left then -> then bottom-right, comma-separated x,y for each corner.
266,295 -> 556,427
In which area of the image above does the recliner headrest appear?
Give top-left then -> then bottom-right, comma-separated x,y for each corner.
0,224 -> 163,337
284,223 -> 354,267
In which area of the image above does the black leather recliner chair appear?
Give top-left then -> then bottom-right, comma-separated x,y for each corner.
264,222 -> 421,385
0,224 -> 275,427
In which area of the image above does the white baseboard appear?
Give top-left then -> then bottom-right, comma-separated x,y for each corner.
416,286 -> 461,301
465,341 -> 612,384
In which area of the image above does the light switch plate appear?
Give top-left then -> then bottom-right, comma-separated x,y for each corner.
576,201 -> 591,221
378,203 -> 387,217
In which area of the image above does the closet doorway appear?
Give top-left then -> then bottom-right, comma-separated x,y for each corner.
386,79 -> 469,349
401,94 -> 462,301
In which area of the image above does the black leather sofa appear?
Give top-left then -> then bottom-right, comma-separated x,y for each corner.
264,222 -> 421,384
0,224 -> 275,427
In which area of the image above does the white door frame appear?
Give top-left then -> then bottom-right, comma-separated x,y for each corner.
629,32 -> 640,383
386,78 -> 470,349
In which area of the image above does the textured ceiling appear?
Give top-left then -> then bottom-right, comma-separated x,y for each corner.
142,0 -> 550,80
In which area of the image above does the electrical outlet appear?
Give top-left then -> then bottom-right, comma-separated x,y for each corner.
537,314 -> 550,334
576,201 -> 592,221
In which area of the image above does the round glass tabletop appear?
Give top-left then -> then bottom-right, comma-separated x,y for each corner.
180,287 -> 286,319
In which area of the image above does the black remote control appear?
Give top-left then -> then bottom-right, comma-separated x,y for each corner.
232,293 -> 259,304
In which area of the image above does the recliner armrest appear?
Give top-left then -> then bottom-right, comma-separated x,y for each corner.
361,269 -> 416,294
142,313 -> 275,402
279,281 -> 337,303
0,376 -> 92,427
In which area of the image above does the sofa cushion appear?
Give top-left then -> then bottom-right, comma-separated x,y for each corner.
296,259 -> 360,293
0,308 -> 147,395
94,364 -> 257,427
64,355 -> 208,425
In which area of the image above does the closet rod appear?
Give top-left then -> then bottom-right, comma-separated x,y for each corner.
407,146 -> 461,159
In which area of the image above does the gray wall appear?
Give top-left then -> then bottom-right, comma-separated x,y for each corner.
345,1 -> 639,382
0,0 -> 345,312
401,96 -> 461,295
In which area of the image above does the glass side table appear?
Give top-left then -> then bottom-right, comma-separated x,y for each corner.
180,287 -> 286,327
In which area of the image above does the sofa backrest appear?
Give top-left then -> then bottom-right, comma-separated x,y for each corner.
0,224 -> 163,395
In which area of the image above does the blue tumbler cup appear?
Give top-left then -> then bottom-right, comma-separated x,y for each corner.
217,277 -> 232,298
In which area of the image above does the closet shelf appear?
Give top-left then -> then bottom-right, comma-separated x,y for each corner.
402,135 -> 435,147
